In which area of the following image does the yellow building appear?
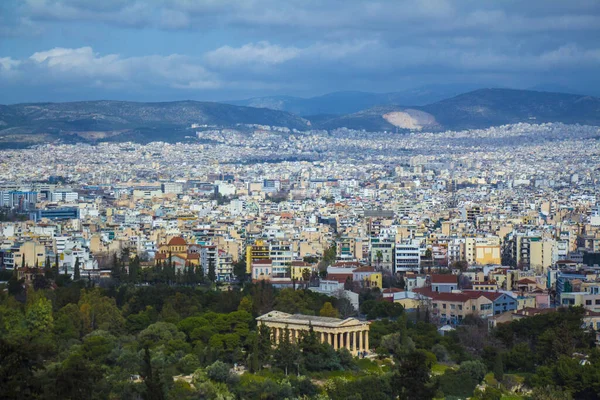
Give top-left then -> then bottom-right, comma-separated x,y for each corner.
14,241 -> 47,268
353,267 -> 382,289
246,239 -> 270,273
290,261 -> 317,281
466,237 -> 501,265
155,236 -> 200,266
529,240 -> 555,273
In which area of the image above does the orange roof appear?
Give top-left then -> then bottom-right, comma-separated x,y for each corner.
353,266 -> 376,273
517,278 -> 537,284
168,236 -> 187,246
430,274 -> 458,284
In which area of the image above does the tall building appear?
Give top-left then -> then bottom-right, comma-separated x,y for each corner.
394,243 -> 421,272
245,239 -> 270,273
370,238 -> 394,271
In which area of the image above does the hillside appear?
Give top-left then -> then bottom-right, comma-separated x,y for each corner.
421,88 -> 600,129
1,89 -> 599,148
0,100 -> 310,147
228,85 -> 479,116
310,89 -> 600,131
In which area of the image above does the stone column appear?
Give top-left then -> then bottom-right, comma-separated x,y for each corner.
365,329 -> 369,352
333,332 -> 338,349
319,331 -> 325,344
273,326 -> 279,344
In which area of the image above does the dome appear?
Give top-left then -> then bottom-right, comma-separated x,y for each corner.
168,236 -> 187,246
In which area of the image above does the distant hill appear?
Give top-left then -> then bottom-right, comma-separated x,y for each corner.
1,88 -> 599,148
310,88 -> 600,131
0,100 -> 310,147
228,84 -> 482,116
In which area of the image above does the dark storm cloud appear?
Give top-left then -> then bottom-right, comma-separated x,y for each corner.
1,0 -> 599,102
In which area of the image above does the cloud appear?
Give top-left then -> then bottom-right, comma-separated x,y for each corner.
0,57 -> 21,70
205,42 -> 300,68
4,46 -> 220,90
2,41 -> 600,97
18,0 -> 600,36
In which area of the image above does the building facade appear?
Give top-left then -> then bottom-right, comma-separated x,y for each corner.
257,311 -> 370,355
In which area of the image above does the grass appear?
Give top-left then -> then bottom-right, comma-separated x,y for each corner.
431,363 -> 453,375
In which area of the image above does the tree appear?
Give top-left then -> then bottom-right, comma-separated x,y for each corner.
391,350 -> 437,400
375,250 -> 383,269
233,260 -> 247,282
205,360 -> 231,383
450,260 -> 469,272
257,323 -> 272,368
397,275 -> 406,290
78,288 -> 125,334
195,265 -> 204,284
54,253 -> 60,280
110,252 -> 121,283
129,255 -> 140,283
141,345 -> 166,400
320,302 -> 339,318
73,257 -> 81,280
493,352 -> 504,382
273,326 -> 300,375
208,258 -> 216,283
302,268 -> 311,287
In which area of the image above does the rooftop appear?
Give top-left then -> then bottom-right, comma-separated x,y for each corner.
256,311 -> 368,328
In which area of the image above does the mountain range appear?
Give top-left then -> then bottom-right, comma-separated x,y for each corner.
227,84 -> 485,116
0,88 -> 599,148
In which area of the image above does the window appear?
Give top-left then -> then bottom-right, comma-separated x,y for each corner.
595,300 -> 600,305
442,304 -> 447,309
458,305 -> 463,311
450,304 -> 456,310
586,300 -> 592,306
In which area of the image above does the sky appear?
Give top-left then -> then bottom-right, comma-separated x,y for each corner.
0,0 -> 599,104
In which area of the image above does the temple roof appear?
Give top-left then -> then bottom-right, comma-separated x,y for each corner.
257,311 -> 368,329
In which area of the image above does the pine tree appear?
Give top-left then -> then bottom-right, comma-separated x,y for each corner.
74,257 -> 81,280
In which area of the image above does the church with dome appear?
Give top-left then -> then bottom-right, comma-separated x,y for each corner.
155,236 -> 201,269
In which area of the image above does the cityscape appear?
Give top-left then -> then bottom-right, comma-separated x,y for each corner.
2,1 -> 600,399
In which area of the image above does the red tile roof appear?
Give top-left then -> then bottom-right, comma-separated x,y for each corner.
517,278 -> 537,284
430,274 -> 458,284
353,266 -> 376,273
168,236 -> 187,246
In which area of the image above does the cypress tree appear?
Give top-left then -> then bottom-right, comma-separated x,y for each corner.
208,258 -> 216,283
54,253 -> 60,279
74,257 -> 80,280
